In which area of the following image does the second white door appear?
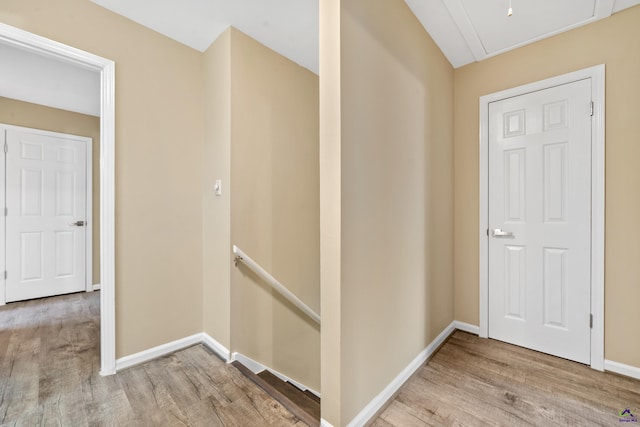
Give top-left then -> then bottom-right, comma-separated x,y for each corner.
4,126 -> 89,303
488,79 -> 592,364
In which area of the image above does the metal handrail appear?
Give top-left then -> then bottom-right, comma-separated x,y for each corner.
232,245 -> 320,325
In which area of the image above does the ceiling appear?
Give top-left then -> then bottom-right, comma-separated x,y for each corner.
90,0 -> 318,72
90,0 -> 639,73
405,0 -> 640,67
0,42 -> 100,116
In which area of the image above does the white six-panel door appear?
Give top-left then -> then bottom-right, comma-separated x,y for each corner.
488,79 -> 592,364
3,126 -> 89,303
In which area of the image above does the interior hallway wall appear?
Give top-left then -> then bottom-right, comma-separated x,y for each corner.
320,0 -> 455,424
202,28 -> 232,352
203,27 -> 320,391
229,28 -> 320,392
1,0 -> 205,358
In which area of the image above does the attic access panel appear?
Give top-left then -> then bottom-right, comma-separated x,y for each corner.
461,0 -> 597,55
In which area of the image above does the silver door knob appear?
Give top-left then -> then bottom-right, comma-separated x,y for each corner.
491,228 -> 514,238
70,220 -> 85,227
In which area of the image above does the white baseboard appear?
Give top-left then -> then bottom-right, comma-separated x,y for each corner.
345,321 -> 457,427
231,352 -> 266,373
452,320 -> 480,335
604,359 -> 640,381
113,324 -> 640,427
231,351 -> 321,398
320,419 -> 335,427
114,331 -> 323,397
201,332 -> 231,362
269,369 -> 320,398
115,333 -> 203,371
93,283 -> 101,291
115,332 -> 231,371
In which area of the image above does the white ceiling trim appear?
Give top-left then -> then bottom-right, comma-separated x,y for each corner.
443,0 -> 487,62
404,0 -> 474,68
445,0 -> 615,63
472,0 -> 615,61
596,0 -> 617,16
406,0 -> 638,69
613,0 -> 640,11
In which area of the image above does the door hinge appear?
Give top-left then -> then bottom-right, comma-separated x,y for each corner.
3,271 -> 6,280
4,207 -> 6,216
590,313 -> 593,328
3,142 -> 7,154
487,228 -> 490,237
590,101 -> 594,117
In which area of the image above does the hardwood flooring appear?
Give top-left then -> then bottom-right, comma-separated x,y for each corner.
0,292 -> 307,426
232,361 -> 320,427
256,370 -> 320,423
3,293 -> 639,426
372,331 -> 640,427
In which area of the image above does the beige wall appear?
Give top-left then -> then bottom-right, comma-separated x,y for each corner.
0,97 -> 100,285
202,26 -> 321,387
319,0 -> 343,422
229,28 -> 321,391
321,0 -> 454,424
454,5 -> 640,368
1,0 -> 204,358
202,29 -> 232,350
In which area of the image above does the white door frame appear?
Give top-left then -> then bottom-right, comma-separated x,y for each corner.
0,23 -> 116,376
479,65 -> 605,370
0,124 -> 94,297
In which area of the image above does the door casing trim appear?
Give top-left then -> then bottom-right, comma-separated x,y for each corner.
0,23 -> 117,375
479,64 -> 605,370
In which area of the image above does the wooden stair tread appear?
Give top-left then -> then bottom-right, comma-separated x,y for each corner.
231,361 -> 320,427
256,370 -> 321,420
304,389 -> 321,404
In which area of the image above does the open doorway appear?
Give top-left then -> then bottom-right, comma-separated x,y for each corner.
0,23 -> 116,375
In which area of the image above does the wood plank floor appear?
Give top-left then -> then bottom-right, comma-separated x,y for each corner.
257,370 -> 321,423
0,292 -> 308,426
372,331 -> 640,427
4,293 -> 639,426
232,361 -> 320,427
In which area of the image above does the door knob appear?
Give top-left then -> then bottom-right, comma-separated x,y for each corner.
491,228 -> 514,238
70,220 -> 85,227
